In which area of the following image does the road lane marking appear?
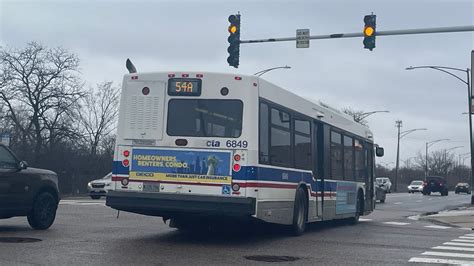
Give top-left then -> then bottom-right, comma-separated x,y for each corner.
409,257 -> 474,265
444,242 -> 474,247
424,225 -> 452,229
421,251 -> 474,259
383,222 -> 410,226
393,202 -> 402,205
59,200 -> 105,206
432,246 -> 474,252
358,218 -> 372,222
452,239 -> 474,243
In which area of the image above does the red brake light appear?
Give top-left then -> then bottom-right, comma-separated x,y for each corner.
122,159 -> 130,167
233,164 -> 241,172
235,76 -> 242,80
123,150 -> 130,157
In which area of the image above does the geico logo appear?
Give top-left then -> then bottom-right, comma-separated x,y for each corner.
165,162 -> 188,168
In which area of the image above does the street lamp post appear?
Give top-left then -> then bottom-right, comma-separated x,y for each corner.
425,139 -> 450,176
254,65 -> 291,77
406,65 -> 473,204
394,120 -> 427,192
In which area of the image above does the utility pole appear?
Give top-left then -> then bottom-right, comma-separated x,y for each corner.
395,120 -> 402,192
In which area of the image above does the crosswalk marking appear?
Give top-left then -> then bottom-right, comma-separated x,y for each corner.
59,200 -> 105,206
432,246 -> 474,252
409,234 -> 474,264
444,242 -> 474,247
460,236 -> 474,240
409,257 -> 474,265
383,221 -> 410,226
466,234 -> 474,237
424,225 -> 452,229
421,251 -> 474,259
453,239 -> 474,243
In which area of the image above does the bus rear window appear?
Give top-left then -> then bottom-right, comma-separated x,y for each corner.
167,99 -> 243,138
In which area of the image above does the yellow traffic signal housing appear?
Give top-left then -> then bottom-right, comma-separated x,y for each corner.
227,14 -> 241,68
363,14 -> 376,50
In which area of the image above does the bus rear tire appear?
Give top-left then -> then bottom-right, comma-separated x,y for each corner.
348,191 -> 363,225
290,188 -> 307,236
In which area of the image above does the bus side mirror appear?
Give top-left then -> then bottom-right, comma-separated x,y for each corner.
376,147 -> 384,157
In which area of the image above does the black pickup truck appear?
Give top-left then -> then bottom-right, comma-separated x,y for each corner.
0,144 -> 59,229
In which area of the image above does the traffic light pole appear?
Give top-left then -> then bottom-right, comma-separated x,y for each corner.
240,25 -> 474,44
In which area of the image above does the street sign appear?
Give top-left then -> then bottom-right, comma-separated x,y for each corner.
296,29 -> 310,48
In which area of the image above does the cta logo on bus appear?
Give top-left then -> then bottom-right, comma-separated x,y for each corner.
206,140 -> 221,147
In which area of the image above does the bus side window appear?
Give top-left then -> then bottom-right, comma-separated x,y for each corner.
343,135 -> 354,181
259,102 -> 269,164
354,139 -> 365,182
270,107 -> 292,167
294,118 -> 311,170
330,130 -> 343,180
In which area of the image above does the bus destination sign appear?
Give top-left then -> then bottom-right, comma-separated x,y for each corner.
168,78 -> 202,96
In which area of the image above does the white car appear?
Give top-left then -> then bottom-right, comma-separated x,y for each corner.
407,180 -> 423,193
375,177 -> 392,193
87,172 -> 112,199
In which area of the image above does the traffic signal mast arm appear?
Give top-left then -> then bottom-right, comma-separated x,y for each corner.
239,25 -> 474,44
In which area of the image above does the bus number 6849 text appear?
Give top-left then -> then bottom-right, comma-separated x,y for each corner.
226,140 -> 248,148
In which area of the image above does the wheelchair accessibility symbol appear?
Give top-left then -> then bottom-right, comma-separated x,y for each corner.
222,185 -> 231,195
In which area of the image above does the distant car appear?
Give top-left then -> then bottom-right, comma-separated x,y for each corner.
455,183 -> 471,194
408,180 -> 423,193
375,182 -> 387,203
0,144 -> 59,230
375,177 -> 392,193
87,172 -> 112,199
422,176 -> 448,196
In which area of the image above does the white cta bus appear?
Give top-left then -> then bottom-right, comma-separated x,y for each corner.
106,70 -> 383,235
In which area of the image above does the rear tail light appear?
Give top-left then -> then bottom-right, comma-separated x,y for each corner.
122,159 -> 130,167
123,150 -> 130,157
233,163 -> 241,172
233,154 -> 241,161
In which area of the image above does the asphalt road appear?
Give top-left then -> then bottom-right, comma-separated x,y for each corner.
0,192 -> 472,265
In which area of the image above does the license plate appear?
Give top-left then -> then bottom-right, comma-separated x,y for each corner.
143,182 -> 160,192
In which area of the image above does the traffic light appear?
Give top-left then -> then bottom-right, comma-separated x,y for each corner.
227,14 -> 241,68
363,14 -> 376,51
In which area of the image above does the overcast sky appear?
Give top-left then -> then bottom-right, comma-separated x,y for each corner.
1,0 -> 473,167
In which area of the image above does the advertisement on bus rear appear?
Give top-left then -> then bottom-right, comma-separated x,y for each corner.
129,148 -> 232,184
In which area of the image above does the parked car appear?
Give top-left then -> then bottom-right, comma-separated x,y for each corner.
407,180 -> 423,193
455,183 -> 471,194
375,177 -> 392,193
375,182 -> 387,203
0,144 -> 59,230
422,176 -> 448,196
87,172 -> 112,199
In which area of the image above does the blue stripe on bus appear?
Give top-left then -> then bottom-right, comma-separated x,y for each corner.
112,161 -> 130,175
233,166 -> 340,193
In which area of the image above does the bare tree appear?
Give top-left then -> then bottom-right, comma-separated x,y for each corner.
414,150 -> 455,176
342,107 -> 369,126
79,81 -> 120,156
0,42 -> 84,163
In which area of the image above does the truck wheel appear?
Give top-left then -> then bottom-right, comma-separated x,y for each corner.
290,188 -> 307,236
27,192 -> 58,230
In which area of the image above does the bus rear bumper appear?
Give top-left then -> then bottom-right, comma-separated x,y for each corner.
106,191 -> 256,217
